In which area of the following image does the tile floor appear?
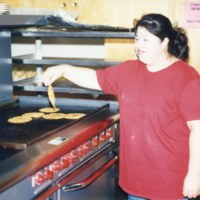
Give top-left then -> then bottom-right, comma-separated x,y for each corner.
115,184 -> 128,200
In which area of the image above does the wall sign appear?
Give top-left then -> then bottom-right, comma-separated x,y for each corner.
184,1 -> 200,28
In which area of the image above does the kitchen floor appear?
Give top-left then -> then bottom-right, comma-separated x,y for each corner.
115,157 -> 127,200
115,182 -> 128,200
116,186 -> 127,200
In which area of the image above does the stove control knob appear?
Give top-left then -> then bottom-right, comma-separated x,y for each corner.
33,172 -> 45,186
99,132 -> 106,143
44,168 -> 54,180
78,145 -> 87,158
91,136 -> 99,148
105,129 -> 113,139
83,142 -> 91,153
68,150 -> 78,163
77,146 -> 83,158
60,157 -> 70,168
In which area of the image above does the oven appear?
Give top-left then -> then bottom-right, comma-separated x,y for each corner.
0,96 -> 120,200
0,14 -> 134,200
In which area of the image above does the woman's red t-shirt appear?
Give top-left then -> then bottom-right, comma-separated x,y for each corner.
96,60 -> 200,200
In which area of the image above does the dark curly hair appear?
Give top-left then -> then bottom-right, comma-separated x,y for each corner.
134,14 -> 189,61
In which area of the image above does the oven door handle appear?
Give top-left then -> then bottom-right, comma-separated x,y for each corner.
62,155 -> 118,192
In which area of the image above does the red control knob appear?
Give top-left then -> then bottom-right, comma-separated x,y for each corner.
60,157 -> 70,168
33,172 -> 45,186
91,137 -> 99,148
69,150 -> 78,163
83,142 -> 91,153
99,132 -> 106,143
77,146 -> 85,158
105,129 -> 113,139
43,168 -> 54,180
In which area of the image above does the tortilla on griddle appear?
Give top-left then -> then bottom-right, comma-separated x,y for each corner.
64,113 -> 86,120
8,116 -> 32,124
22,112 -> 45,118
39,107 -> 60,113
42,113 -> 66,120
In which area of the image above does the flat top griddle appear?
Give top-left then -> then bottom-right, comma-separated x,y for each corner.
0,100 -> 104,149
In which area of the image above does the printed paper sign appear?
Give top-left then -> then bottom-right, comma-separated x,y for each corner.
183,1 -> 200,28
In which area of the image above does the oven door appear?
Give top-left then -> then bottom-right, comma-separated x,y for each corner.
36,146 -> 118,200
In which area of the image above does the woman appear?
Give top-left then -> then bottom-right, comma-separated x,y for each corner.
43,14 -> 200,200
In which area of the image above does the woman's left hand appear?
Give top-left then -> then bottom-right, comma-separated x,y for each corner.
183,168 -> 200,198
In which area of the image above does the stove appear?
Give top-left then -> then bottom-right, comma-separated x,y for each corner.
0,95 -> 119,200
0,15 -> 125,200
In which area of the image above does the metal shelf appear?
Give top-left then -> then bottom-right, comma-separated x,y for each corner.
11,24 -> 135,95
13,54 -> 120,67
12,29 -> 134,39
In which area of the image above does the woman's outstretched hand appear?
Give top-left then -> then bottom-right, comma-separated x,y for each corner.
42,65 -> 66,86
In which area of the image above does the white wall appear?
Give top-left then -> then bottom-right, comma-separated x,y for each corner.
11,38 -> 105,59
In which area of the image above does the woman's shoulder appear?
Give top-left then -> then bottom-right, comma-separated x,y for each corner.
102,60 -> 144,76
173,60 -> 200,82
176,60 -> 199,75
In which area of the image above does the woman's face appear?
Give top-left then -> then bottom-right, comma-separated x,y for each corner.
135,26 -> 167,65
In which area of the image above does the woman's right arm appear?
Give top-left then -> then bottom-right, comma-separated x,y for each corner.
42,64 -> 102,91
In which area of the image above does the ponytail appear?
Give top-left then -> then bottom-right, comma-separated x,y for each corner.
169,27 -> 189,61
